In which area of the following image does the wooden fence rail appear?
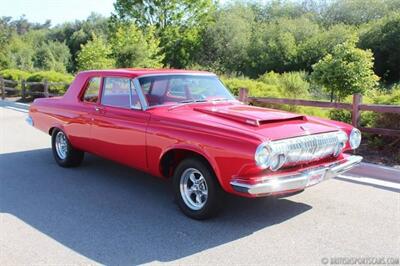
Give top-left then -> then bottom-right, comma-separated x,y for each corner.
1,77 -> 399,137
0,76 -> 69,100
238,88 -> 400,137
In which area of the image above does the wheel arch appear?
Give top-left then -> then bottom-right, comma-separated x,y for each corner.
159,146 -> 222,185
49,126 -> 57,135
48,123 -> 66,136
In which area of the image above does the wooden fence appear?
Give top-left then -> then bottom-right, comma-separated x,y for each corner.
0,76 -> 69,100
238,88 -> 400,137
1,77 -> 399,136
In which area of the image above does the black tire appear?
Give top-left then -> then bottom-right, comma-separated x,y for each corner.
51,129 -> 84,167
173,158 -> 223,220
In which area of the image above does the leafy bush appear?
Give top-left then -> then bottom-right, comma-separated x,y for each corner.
221,76 -> 281,97
329,109 -> 352,124
0,69 -> 31,95
277,71 -> 310,98
0,69 -> 31,82
27,71 -> 74,94
258,71 -> 310,98
368,86 -> 400,129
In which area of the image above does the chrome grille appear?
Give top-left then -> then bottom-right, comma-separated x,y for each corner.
271,131 -> 347,165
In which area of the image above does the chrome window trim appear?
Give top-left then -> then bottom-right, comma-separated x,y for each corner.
135,73 -> 217,79
132,78 -> 149,111
101,77 -> 142,110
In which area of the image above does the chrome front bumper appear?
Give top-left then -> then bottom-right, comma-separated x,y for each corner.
231,155 -> 363,196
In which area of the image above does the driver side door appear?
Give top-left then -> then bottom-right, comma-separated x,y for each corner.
91,76 -> 150,171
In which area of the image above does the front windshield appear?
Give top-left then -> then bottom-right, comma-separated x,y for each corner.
137,75 -> 235,107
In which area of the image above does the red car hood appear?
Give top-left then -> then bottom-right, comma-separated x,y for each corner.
152,103 -> 341,140
193,105 -> 306,126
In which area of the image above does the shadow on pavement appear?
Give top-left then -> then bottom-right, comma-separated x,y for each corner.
0,100 -> 29,113
0,148 -> 311,265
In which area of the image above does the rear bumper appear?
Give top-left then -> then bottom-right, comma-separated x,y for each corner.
230,155 -> 362,196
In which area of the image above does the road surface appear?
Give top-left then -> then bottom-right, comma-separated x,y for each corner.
1,100 -> 399,265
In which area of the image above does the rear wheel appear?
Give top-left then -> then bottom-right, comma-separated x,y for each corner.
52,129 -> 84,167
173,158 -> 223,220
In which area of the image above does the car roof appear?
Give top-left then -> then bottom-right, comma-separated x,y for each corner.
79,68 -> 215,78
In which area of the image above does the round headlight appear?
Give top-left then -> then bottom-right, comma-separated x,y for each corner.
269,154 -> 286,171
334,130 -> 348,156
349,128 -> 362,149
255,143 -> 271,169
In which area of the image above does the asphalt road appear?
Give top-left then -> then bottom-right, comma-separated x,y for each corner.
1,100 -> 399,265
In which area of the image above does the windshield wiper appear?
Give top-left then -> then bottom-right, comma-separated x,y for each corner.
169,99 -> 207,110
209,97 -> 229,102
179,99 -> 207,103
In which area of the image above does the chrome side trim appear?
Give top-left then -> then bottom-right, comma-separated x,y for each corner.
231,155 -> 363,196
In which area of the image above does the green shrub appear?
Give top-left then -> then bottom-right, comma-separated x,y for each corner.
258,71 -> 310,98
329,109 -> 352,123
0,69 -> 31,82
368,87 -> 400,130
0,69 -> 31,95
27,71 -> 74,83
298,106 -> 330,119
27,71 -> 74,94
221,77 -> 281,97
258,71 -> 280,86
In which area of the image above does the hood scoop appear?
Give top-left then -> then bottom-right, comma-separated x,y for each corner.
193,105 -> 307,127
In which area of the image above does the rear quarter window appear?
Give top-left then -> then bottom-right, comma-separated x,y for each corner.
82,77 -> 101,103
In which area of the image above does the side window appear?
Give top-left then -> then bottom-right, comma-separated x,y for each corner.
83,77 -> 101,103
101,77 -> 141,109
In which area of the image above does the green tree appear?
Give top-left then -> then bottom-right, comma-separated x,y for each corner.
113,0 -> 214,29
5,35 -> 35,71
110,24 -> 163,68
34,41 -> 71,72
248,16 -> 319,76
198,3 -> 254,74
112,0 -> 215,68
322,0 -> 400,25
49,13 -> 109,71
311,39 -> 379,102
76,35 -> 115,71
359,13 -> 400,82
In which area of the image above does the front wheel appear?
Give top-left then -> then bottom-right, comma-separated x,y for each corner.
173,158 -> 223,220
52,129 -> 84,167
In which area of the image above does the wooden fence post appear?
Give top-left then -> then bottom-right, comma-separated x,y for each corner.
239,88 -> 249,103
352,93 -> 362,128
43,79 -> 49,98
21,79 -> 26,100
0,76 -> 5,100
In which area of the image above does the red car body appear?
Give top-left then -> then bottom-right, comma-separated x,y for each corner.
28,69 -> 362,200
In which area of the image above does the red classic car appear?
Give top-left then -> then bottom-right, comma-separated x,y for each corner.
28,69 -> 362,219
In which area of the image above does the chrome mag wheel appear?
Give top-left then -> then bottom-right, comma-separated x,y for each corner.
55,131 -> 68,160
180,168 -> 209,210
